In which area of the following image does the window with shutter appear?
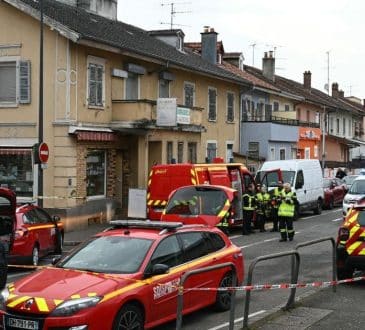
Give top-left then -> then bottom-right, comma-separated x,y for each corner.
208,88 -> 217,121
87,56 -> 105,108
0,61 -> 16,103
227,92 -> 234,122
19,61 -> 31,104
184,82 -> 194,108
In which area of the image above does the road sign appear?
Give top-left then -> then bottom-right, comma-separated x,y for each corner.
33,142 -> 49,164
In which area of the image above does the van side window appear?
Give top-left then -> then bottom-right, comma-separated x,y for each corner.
296,170 -> 304,189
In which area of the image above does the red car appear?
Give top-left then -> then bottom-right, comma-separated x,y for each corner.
0,220 -> 244,329
11,203 -> 64,266
0,187 -> 63,266
323,177 -> 347,209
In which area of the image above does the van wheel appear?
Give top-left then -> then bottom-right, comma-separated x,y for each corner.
213,271 -> 236,311
313,199 -> 322,215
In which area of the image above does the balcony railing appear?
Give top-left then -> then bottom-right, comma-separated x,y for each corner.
111,99 -> 202,126
242,115 -> 320,128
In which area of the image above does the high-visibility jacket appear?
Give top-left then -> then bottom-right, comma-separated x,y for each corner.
278,191 -> 297,217
256,192 -> 271,215
272,187 -> 284,208
243,192 -> 256,211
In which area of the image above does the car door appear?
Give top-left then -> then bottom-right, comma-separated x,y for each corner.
145,235 -> 184,324
33,208 -> 55,253
0,188 -> 16,254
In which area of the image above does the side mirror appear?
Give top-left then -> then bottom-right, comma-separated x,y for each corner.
52,215 -> 60,222
144,264 -> 169,278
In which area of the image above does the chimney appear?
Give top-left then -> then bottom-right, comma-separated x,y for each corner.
303,71 -> 312,89
201,26 -> 218,65
262,51 -> 275,81
339,90 -> 344,98
332,83 -> 339,98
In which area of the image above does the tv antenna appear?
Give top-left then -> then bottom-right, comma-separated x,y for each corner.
265,43 -> 284,58
249,42 -> 260,66
161,2 -> 192,30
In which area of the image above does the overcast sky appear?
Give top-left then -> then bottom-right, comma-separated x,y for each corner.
117,0 -> 365,100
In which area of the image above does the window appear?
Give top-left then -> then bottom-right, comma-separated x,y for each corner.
208,87 -> 217,121
315,112 -> 320,124
226,143 -> 233,163
227,92 -> 234,122
0,60 -> 31,105
314,145 -> 318,158
87,57 -> 105,107
348,120 -> 352,137
306,110 -> 310,122
187,142 -> 197,163
304,147 -> 310,159
125,72 -> 139,100
279,148 -> 286,160
184,82 -> 195,108
264,103 -> 272,120
241,98 -> 248,121
158,79 -> 170,98
284,104 -> 290,112
206,142 -> 217,163
273,101 -> 279,112
177,142 -> 184,163
343,118 -> 346,135
296,170 -> 304,188
0,149 -> 33,197
86,150 -> 106,197
336,118 -> 340,134
179,232 -> 210,261
206,233 -> 226,251
166,141 -> 173,164
148,236 -> 183,269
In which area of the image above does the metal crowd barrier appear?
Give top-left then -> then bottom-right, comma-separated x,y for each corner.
176,262 -> 237,330
243,250 -> 300,328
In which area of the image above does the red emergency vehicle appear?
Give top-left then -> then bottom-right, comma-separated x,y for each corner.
147,160 -> 255,220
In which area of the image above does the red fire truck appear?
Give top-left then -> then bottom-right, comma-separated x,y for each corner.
147,159 -> 281,221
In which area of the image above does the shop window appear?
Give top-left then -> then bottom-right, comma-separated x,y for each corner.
86,150 -> 106,197
0,149 -> 33,197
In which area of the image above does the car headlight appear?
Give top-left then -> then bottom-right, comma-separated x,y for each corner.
50,296 -> 102,317
0,287 -> 10,311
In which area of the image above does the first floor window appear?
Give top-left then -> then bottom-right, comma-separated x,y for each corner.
88,60 -> 104,107
280,148 -> 286,160
207,142 -> 217,163
208,88 -> 217,121
304,147 -> 310,159
184,82 -> 195,108
125,72 -> 139,100
226,143 -> 233,163
270,147 -> 275,160
178,142 -> 184,163
86,150 -> 106,197
187,142 -> 197,163
0,149 -> 33,197
167,141 -> 173,164
227,92 -> 234,122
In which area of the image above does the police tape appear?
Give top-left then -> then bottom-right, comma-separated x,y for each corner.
8,264 -> 365,292
33,195 -> 86,200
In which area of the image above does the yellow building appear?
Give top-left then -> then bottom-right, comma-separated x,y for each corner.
0,0 -> 250,230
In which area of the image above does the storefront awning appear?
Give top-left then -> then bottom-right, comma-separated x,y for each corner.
0,148 -> 32,155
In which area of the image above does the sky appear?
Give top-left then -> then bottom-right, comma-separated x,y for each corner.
117,0 -> 365,101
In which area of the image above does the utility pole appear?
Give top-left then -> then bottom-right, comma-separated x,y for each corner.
38,0 -> 44,207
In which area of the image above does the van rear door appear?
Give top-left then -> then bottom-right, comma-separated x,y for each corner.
255,169 -> 282,191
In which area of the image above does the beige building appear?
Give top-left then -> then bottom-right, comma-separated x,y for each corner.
0,0 -> 250,230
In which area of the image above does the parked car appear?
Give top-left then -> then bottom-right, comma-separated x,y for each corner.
343,176 -> 365,216
0,220 -> 243,330
9,202 -> 64,266
336,198 -> 365,279
323,178 -> 347,209
342,174 -> 359,190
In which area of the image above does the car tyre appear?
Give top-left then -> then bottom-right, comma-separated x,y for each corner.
31,245 -> 39,266
113,303 -> 144,330
337,266 -> 353,281
313,199 -> 322,215
213,271 -> 236,312
54,231 -> 63,254
328,197 -> 334,210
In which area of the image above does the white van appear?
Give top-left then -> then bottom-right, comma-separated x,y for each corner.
256,159 -> 324,216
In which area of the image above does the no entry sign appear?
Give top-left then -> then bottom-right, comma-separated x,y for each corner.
33,142 -> 49,164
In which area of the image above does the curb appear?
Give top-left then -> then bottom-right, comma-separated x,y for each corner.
64,241 -> 82,246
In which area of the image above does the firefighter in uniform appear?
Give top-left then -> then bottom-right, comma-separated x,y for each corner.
256,184 -> 271,232
278,182 -> 297,242
270,180 -> 284,232
242,183 -> 256,235
0,241 -> 7,289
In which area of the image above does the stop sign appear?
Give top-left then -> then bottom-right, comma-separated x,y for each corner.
38,142 -> 49,163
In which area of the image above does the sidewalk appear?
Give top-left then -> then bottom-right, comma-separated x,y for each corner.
64,223 -> 111,246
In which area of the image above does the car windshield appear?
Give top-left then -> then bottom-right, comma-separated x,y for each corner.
59,236 -> 153,273
165,186 -> 229,216
349,180 -> 365,195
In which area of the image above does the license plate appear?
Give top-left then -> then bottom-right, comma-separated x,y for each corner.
7,317 -> 39,330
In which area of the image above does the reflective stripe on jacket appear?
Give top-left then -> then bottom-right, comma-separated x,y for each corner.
243,193 -> 255,211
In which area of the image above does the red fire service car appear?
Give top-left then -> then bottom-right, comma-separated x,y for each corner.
161,185 -> 241,230
0,220 -> 244,330
336,198 -> 365,280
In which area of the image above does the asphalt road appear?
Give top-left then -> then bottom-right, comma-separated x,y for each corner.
6,207 -> 347,329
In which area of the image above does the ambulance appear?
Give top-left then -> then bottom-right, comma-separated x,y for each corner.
146,158 -> 281,220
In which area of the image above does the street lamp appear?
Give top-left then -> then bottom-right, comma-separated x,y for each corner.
38,0 -> 44,207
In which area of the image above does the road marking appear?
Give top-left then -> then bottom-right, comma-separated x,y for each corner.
332,217 -> 343,222
239,232 -> 301,249
207,310 -> 266,330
